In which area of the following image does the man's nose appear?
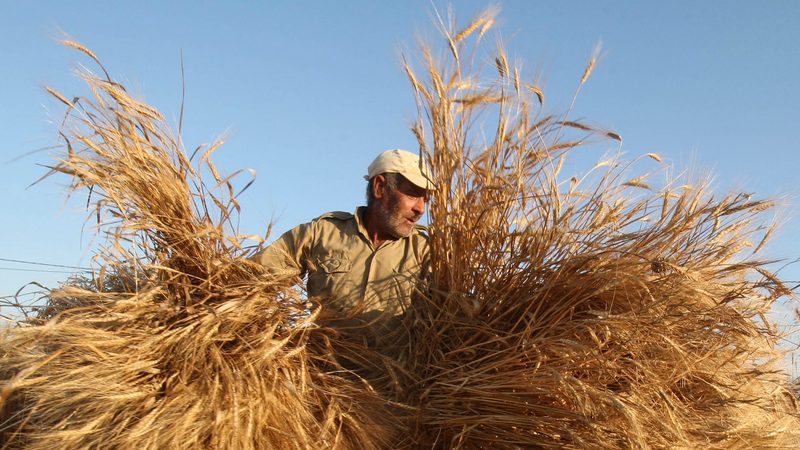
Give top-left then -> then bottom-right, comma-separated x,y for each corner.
412,196 -> 425,216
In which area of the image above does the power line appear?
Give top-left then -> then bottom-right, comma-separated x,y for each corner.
0,257 -> 90,271
0,267 -> 83,274
0,292 -> 44,300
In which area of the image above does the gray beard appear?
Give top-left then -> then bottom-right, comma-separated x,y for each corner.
377,195 -> 411,239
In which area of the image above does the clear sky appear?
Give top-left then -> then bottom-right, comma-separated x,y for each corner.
2,1 -> 799,352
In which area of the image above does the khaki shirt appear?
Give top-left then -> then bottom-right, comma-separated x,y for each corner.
253,207 -> 429,321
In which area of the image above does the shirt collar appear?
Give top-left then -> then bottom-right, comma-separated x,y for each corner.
354,206 -> 371,244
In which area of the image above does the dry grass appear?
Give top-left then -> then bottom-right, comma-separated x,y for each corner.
397,7 -> 800,449
2,8 -> 799,449
0,44 -> 398,449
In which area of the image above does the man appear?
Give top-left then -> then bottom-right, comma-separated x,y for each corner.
254,149 -> 432,329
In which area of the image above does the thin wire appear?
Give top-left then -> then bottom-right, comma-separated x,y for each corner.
0,267 -> 83,274
1,291 -> 45,298
0,257 -> 90,270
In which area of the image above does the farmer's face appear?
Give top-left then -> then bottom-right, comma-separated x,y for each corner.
375,175 -> 427,239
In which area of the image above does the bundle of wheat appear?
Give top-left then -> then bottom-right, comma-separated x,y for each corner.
2,9 -> 798,450
0,42 -> 397,449
397,9 -> 799,449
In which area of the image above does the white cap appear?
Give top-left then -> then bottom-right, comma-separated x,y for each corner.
364,149 -> 434,190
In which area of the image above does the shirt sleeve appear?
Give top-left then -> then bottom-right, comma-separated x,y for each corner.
252,221 -> 315,278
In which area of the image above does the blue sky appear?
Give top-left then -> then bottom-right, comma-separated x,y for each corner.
2,1 -> 799,348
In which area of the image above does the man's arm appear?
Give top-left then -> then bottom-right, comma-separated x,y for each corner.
252,222 -> 314,278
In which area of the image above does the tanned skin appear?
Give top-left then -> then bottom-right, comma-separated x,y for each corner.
363,174 -> 428,248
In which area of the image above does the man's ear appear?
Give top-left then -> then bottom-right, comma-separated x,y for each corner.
372,174 -> 387,200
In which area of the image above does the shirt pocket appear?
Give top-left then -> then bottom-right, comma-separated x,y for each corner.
316,251 -> 351,274
307,251 -> 352,299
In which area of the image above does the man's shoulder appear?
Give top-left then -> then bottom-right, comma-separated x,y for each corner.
309,211 -> 357,232
314,211 -> 354,222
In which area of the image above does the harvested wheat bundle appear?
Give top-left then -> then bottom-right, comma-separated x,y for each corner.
0,42 -> 398,449
398,8 -> 800,449
2,9 -> 799,450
